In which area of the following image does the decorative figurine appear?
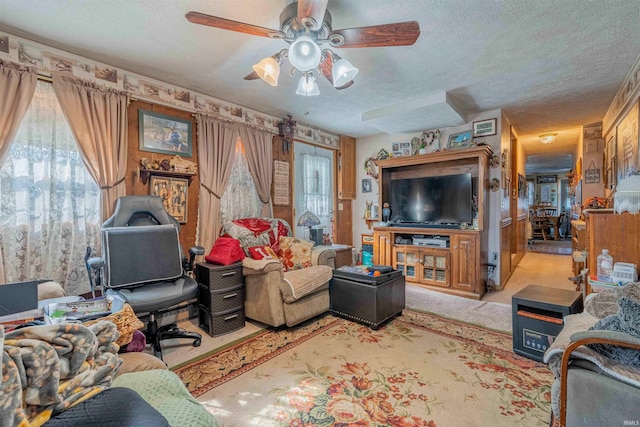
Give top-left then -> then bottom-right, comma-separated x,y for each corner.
382,202 -> 392,223
363,200 -> 372,219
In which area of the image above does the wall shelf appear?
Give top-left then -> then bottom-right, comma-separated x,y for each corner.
365,218 -> 379,230
139,169 -> 197,185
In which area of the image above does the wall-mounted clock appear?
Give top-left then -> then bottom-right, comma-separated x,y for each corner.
277,114 -> 296,153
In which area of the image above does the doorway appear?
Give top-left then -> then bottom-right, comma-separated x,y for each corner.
293,142 -> 335,242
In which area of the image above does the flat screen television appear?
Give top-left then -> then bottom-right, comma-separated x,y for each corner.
388,173 -> 473,227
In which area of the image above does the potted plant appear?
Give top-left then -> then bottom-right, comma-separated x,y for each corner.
418,141 -> 427,155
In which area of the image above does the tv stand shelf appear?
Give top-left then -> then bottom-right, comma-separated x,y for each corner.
372,147 -> 491,300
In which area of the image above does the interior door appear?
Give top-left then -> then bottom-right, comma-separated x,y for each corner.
293,142 -> 335,242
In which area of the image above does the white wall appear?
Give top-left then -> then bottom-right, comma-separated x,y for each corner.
353,110 -> 503,273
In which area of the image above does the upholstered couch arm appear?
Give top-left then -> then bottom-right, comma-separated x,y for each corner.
312,247 -> 336,269
242,258 -> 284,276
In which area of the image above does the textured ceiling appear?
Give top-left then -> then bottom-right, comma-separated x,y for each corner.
0,0 -> 639,173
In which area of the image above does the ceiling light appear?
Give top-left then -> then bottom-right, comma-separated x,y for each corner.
288,36 -> 322,71
539,133 -> 558,144
296,73 -> 320,96
331,53 -> 359,88
252,54 -> 281,86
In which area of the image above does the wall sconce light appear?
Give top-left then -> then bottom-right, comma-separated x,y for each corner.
539,133 -> 558,144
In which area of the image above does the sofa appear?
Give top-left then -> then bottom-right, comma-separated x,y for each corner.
544,283 -> 640,426
0,283 -> 218,427
220,217 -> 336,327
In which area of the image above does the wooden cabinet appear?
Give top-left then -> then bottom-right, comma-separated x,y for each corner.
451,234 -> 477,292
393,246 -> 450,288
374,228 -> 485,299
338,135 -> 356,200
372,146 -> 490,300
584,209 -> 640,277
373,230 -> 392,266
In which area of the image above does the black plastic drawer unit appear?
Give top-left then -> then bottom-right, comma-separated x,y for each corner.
196,261 -> 245,337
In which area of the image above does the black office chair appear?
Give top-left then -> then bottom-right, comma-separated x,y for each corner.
88,195 -> 204,360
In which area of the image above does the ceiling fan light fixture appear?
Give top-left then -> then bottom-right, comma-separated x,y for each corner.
539,133 -> 558,144
288,35 -> 322,71
252,55 -> 281,86
331,54 -> 359,88
296,73 -> 320,96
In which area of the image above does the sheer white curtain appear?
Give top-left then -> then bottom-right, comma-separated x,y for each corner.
220,137 -> 262,222
302,153 -> 331,216
0,81 -> 100,295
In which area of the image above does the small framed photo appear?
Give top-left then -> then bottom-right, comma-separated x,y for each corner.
472,118 -> 497,137
149,175 -> 189,223
447,130 -> 473,150
392,150 -> 403,158
139,109 -> 193,157
392,142 -> 400,151
362,178 -> 372,193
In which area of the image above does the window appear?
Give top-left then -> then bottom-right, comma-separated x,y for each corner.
0,81 -> 100,295
302,153 -> 331,216
220,137 -> 262,222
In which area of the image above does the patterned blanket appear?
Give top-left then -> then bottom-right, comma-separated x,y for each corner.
0,322 -> 122,427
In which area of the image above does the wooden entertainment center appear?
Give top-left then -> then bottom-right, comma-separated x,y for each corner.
372,146 -> 491,300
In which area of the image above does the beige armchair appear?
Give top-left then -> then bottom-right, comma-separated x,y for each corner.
220,218 -> 336,327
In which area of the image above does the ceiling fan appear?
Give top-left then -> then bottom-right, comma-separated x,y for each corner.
185,0 -> 420,96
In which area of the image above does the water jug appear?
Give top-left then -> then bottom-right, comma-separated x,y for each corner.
597,249 -> 613,282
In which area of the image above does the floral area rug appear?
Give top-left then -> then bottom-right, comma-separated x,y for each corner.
173,310 -> 553,426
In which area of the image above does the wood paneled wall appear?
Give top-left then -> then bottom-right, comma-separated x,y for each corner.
124,109 -> 346,250
126,100 -> 199,251
271,135 -> 294,228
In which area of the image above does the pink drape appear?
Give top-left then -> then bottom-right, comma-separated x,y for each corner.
52,74 -> 128,221
0,61 -> 37,284
197,116 -> 238,253
239,126 -> 274,217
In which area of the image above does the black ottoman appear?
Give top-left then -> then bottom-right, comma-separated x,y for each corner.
329,267 -> 405,329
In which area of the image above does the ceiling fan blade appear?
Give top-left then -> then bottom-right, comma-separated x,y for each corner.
244,70 -> 259,80
318,53 -> 334,85
297,0 -> 329,31
329,21 -> 420,48
185,11 -> 284,39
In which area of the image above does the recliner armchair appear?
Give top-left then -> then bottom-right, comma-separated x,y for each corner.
544,283 -> 640,426
88,195 -> 204,360
220,217 -> 336,327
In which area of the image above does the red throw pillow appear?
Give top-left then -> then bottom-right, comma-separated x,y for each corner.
248,245 -> 278,260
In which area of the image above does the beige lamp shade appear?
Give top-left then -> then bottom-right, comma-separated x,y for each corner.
252,56 -> 280,87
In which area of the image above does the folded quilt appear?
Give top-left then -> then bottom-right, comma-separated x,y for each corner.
0,321 -> 122,427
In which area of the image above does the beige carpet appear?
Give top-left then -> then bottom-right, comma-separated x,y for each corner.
174,310 -> 553,427
484,252 -> 577,305
406,284 -> 512,332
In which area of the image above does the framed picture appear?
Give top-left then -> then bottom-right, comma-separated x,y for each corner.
536,175 -> 557,184
447,130 -> 472,150
472,118 -> 497,137
392,150 -> 403,158
149,175 -> 189,223
517,173 -> 527,198
139,109 -> 193,157
616,100 -> 639,182
362,178 -> 372,193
